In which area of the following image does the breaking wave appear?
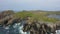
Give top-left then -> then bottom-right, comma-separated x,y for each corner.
0,21 -> 30,34
0,20 -> 60,34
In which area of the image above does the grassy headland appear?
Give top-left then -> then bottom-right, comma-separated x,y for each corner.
13,10 -> 60,23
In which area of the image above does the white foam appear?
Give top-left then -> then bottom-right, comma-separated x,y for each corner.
56,30 -> 60,34
13,23 -> 30,34
4,25 -> 10,29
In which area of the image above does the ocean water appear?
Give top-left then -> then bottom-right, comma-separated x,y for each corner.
0,22 -> 30,34
0,20 -> 60,34
56,30 -> 60,34
48,14 -> 60,19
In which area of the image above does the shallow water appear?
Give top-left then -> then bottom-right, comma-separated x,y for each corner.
48,14 -> 60,19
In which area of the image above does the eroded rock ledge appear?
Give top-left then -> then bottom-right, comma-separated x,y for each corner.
0,10 -> 21,26
0,11 -> 60,34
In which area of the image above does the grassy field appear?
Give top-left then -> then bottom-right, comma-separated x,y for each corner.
14,10 -> 60,23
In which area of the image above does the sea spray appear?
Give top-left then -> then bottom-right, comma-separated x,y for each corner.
0,21 -> 60,34
1,21 -> 30,34
56,30 -> 60,34
13,23 -> 30,34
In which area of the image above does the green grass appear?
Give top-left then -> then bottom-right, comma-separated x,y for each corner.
14,11 -> 59,23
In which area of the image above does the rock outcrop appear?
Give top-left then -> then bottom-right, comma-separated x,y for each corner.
0,10 -> 21,26
0,10 -> 14,19
56,21 -> 60,30
23,17 -> 57,34
0,10 -> 60,34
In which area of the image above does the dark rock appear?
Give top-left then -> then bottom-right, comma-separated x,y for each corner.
56,21 -> 60,30
23,21 -> 57,34
0,10 -> 21,26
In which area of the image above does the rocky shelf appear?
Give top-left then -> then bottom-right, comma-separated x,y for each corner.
0,11 -> 60,34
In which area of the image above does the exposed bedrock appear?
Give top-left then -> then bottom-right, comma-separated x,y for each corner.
0,10 -> 21,26
0,10 -> 14,19
23,21 -> 57,34
23,18 -> 60,34
0,11 -> 60,34
56,21 -> 60,30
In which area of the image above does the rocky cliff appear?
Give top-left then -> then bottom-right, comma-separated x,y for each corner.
0,10 -> 21,26
0,10 -> 60,34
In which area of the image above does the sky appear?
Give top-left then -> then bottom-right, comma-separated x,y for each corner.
0,0 -> 60,11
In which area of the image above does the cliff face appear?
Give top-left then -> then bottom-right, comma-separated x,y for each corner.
23,21 -> 57,34
0,10 -> 21,26
0,10 -> 60,34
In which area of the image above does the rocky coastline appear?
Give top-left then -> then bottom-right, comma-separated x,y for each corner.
0,11 -> 60,34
